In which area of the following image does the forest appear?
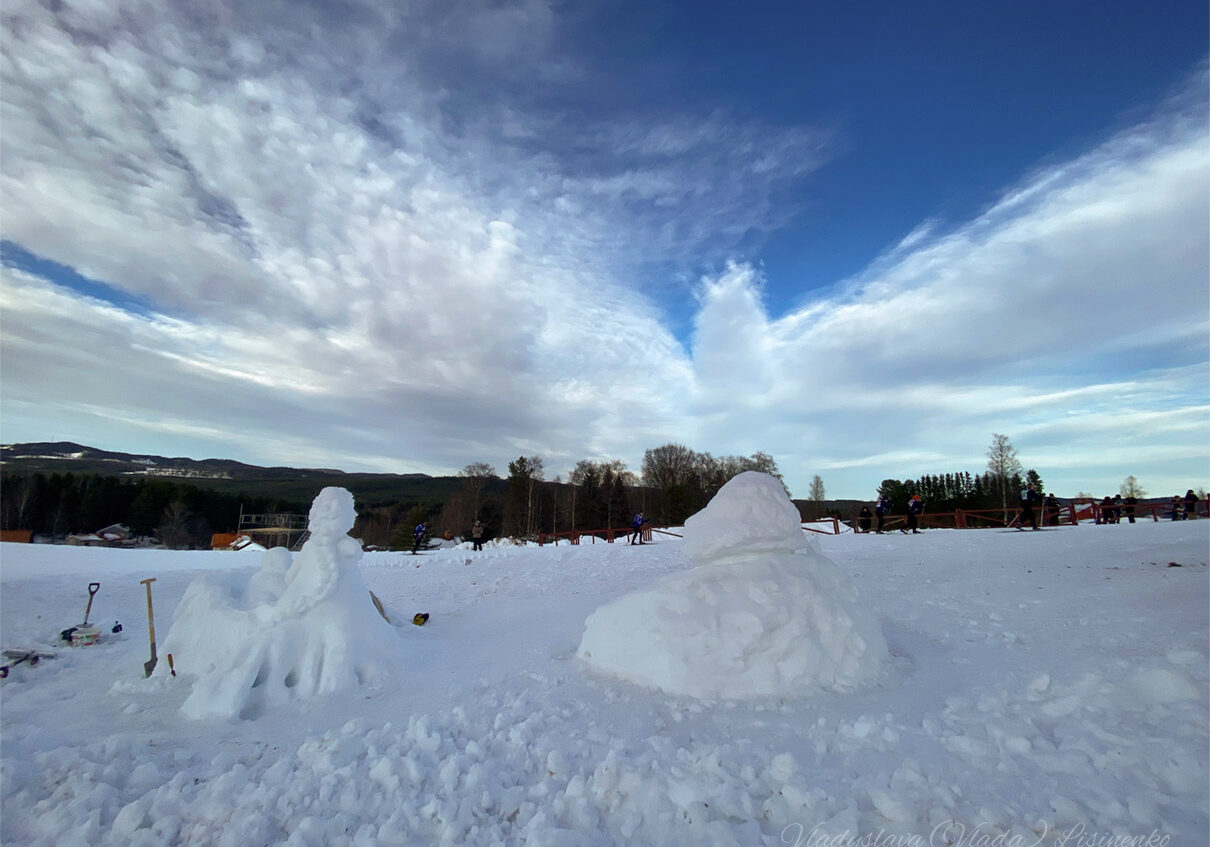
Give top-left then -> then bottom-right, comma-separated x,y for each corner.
0,438 -> 1049,550
0,443 -> 789,550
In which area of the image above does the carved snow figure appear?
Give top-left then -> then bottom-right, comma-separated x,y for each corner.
161,487 -> 400,719
577,471 -> 889,699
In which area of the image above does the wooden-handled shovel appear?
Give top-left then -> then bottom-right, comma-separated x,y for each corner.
141,578 -> 158,677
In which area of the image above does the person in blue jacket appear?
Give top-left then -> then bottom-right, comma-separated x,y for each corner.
412,522 -> 427,554
874,494 -> 890,534
629,512 -> 647,545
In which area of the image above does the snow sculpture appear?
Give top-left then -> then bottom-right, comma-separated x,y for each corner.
577,471 -> 889,699
161,487 -> 400,720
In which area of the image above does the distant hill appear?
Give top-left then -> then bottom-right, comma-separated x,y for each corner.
0,442 -> 470,506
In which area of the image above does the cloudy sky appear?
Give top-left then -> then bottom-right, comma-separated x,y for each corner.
2,0 -> 1207,500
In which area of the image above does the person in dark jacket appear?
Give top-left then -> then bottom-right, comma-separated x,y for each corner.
1170,496 -> 1183,521
1123,494 -> 1137,524
901,495 -> 923,534
1018,484 -> 1040,530
471,520 -> 484,551
412,522 -> 427,554
1184,490 -> 1199,519
874,494 -> 890,534
1044,493 -> 1061,526
857,505 -> 873,533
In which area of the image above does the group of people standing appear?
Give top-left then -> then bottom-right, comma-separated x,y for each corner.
1097,494 -> 1137,524
850,484 -> 1201,533
856,494 -> 924,534
1096,489 -> 1201,523
1017,486 -> 1063,529
1170,490 -> 1202,520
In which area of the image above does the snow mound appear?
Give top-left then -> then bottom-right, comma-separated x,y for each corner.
578,472 -> 889,699
158,487 -> 402,720
683,470 -> 806,562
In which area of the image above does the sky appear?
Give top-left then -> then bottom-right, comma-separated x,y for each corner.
1,0 -> 1207,500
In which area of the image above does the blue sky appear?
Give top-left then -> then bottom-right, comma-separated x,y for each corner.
1,0 -> 1207,500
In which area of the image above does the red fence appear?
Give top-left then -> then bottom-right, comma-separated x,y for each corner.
1085,501 -> 1206,523
537,502 -> 1205,545
537,525 -> 653,545
846,504 -> 1079,532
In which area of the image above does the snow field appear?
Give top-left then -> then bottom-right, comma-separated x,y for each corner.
1,517 -> 1207,845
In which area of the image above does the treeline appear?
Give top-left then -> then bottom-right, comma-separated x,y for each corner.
0,472 -> 307,548
420,444 -> 787,548
0,443 -> 790,550
876,469 -> 1044,513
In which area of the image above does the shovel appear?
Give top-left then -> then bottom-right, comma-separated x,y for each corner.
141,578 -> 158,677
61,583 -> 102,646
83,582 -> 100,625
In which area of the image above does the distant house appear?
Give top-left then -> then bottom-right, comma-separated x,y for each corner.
97,524 -> 132,542
0,530 -> 32,543
65,532 -> 104,546
66,524 -> 134,547
211,532 -> 239,550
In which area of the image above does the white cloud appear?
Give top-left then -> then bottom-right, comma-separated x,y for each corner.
0,1 -> 1206,500
687,87 -> 1209,497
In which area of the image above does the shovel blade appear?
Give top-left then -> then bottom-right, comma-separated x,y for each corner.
144,655 -> 157,678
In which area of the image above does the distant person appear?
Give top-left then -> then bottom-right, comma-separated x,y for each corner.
874,494 -> 890,534
412,521 -> 427,554
1170,496 -> 1183,521
857,505 -> 873,533
901,494 -> 923,534
1112,494 -> 1124,524
1123,494 -> 1137,524
1044,493 -> 1061,526
629,512 -> 647,545
471,520 -> 484,551
1018,484 -> 1040,530
1184,489 -> 1199,519
1099,496 -> 1114,525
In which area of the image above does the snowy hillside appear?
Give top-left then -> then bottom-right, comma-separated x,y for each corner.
1,518 -> 1207,846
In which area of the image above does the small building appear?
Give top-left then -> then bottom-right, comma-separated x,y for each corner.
0,530 -> 32,543
211,532 -> 241,550
66,524 -> 135,547
210,533 -> 261,551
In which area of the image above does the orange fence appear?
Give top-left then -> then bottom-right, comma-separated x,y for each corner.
537,525 -> 653,545
1086,501 -> 1205,523
847,504 -> 1079,532
538,502 -> 1204,546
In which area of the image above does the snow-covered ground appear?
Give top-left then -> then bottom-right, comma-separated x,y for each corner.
1,519 -> 1207,846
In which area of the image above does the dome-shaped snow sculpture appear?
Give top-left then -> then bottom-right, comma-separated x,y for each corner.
160,487 -> 402,720
578,472 -> 889,699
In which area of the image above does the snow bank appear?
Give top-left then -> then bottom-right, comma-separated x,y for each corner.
156,487 -> 402,720
578,471 -> 889,699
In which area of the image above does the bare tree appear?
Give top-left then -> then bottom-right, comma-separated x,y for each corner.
641,443 -> 697,490
986,433 -> 1023,521
1120,476 -> 1147,498
460,462 -> 498,520
808,475 -> 826,502
158,500 -> 206,550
